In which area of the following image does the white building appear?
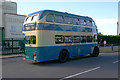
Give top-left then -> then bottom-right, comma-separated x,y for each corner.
118,2 -> 120,35
0,0 -> 26,39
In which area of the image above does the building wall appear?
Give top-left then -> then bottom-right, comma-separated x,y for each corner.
0,1 -> 2,27
118,2 -> 120,35
2,1 -> 17,14
0,1 -> 26,39
5,14 -> 26,39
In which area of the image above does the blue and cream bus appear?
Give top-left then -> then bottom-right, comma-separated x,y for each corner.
22,10 -> 99,63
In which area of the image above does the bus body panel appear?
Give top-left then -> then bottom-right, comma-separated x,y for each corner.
25,44 -> 97,62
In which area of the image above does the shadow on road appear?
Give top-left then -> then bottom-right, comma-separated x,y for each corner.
31,55 -> 92,66
28,52 -> 118,68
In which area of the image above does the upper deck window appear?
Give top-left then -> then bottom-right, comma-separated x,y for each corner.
83,20 -> 87,25
26,16 -> 32,22
31,15 -> 39,22
92,21 -> 96,27
55,15 -> 64,23
64,16 -> 73,24
25,14 -> 39,23
46,14 -> 54,22
73,18 -> 80,25
80,19 -> 84,25
86,20 -> 92,26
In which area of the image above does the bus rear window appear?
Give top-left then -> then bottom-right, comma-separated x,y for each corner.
25,14 -> 39,22
25,36 -> 36,44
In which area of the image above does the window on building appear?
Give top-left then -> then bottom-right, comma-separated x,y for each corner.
55,15 -> 64,23
46,14 -> 54,22
64,16 -> 73,24
73,36 -> 80,43
65,36 -> 72,43
55,35 -> 64,44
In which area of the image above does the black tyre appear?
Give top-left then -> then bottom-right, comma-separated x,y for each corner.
91,46 -> 99,57
59,50 -> 69,63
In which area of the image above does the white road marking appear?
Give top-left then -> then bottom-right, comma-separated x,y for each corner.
113,60 -> 120,64
60,66 -> 101,80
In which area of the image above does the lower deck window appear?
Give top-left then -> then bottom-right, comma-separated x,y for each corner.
55,35 -> 97,44
55,35 -> 64,44
25,36 -> 36,44
81,36 -> 87,43
65,36 -> 72,43
73,36 -> 80,43
87,36 -> 92,42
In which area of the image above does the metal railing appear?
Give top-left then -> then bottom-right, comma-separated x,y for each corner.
1,38 -> 25,55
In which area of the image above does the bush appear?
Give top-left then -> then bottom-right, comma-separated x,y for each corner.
97,35 -> 120,46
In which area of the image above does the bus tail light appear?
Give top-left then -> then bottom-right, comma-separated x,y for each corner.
34,51 -> 37,61
25,50 -> 27,55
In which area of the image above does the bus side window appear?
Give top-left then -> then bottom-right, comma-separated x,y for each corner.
92,21 -> 96,27
73,18 -> 80,25
64,16 -> 73,24
87,36 -> 92,42
92,35 -> 97,42
55,35 -> 64,44
84,20 -> 87,26
87,20 -> 92,26
80,19 -> 84,25
81,36 -> 87,43
65,36 -> 72,43
46,14 -> 54,22
73,36 -> 80,43
55,15 -> 64,23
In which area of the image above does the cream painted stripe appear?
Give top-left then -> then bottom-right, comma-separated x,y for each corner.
25,42 -> 97,47
60,67 -> 101,80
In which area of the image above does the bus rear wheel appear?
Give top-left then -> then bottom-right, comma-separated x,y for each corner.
91,46 -> 99,57
59,50 -> 69,63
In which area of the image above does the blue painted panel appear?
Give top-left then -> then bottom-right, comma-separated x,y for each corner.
25,44 -> 97,62
37,23 -> 95,33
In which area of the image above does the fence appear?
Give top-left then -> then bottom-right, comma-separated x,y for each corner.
2,38 -> 25,55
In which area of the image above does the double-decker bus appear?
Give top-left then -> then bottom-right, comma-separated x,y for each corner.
22,10 -> 99,63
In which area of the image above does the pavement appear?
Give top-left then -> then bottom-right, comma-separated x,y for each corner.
0,54 -> 24,59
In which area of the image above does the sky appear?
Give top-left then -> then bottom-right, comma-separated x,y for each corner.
12,0 -> 118,35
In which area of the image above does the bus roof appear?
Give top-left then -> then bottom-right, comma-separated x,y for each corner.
28,10 -> 93,21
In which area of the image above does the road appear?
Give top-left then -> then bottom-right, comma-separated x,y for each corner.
2,52 -> 119,79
